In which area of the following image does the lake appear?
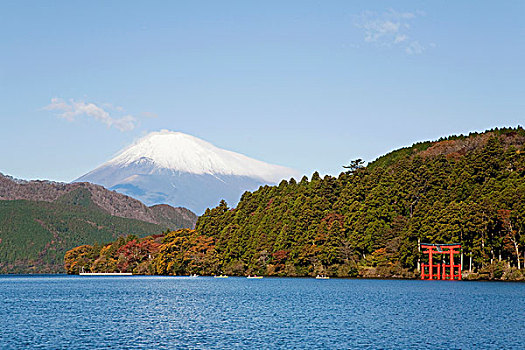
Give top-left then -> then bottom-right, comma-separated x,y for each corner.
0,276 -> 523,349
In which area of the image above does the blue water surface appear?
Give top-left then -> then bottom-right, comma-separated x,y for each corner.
0,276 -> 523,349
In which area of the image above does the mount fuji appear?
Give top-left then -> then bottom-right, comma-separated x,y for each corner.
75,130 -> 299,214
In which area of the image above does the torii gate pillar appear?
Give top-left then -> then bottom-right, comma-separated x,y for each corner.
420,244 -> 461,280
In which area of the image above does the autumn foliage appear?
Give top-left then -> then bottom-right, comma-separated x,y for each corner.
64,230 -> 218,276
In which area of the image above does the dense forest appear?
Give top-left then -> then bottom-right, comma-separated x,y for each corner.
0,188 -> 185,273
65,127 -> 525,280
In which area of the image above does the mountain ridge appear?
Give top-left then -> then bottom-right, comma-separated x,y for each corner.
0,172 -> 197,273
76,130 -> 299,214
102,130 -> 296,182
0,172 -> 197,229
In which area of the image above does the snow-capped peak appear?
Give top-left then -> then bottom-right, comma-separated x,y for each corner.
106,130 -> 298,183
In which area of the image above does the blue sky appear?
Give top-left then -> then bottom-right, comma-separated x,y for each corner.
1,1 -> 524,182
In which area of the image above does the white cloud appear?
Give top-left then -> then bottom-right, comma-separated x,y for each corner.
355,9 -> 427,55
44,98 -> 137,132
406,41 -> 425,55
102,102 -> 125,112
394,34 -> 407,44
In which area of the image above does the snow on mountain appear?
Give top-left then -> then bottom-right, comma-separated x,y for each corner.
75,130 -> 299,214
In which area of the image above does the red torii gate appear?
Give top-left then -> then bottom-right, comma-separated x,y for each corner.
420,243 -> 462,280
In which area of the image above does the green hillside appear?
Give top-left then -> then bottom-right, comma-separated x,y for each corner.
193,127 -> 524,279
0,189 -> 165,273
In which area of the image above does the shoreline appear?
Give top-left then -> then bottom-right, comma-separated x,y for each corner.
1,273 -> 524,282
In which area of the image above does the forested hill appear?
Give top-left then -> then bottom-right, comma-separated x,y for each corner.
0,175 -> 197,273
64,127 -> 525,280
0,174 -> 197,229
194,127 -> 524,279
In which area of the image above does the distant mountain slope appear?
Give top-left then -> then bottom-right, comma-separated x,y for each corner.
0,173 -> 197,229
0,173 -> 197,273
0,196 -> 165,273
75,130 -> 299,214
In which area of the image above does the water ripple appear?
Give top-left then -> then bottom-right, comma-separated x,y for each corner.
0,276 -> 523,349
